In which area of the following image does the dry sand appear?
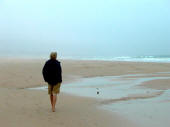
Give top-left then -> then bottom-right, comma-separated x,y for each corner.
0,88 -> 135,127
0,58 -> 170,127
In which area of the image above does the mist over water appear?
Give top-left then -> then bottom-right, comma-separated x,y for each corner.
0,0 -> 170,60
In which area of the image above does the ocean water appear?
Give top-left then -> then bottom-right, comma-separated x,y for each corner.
1,54 -> 170,63
62,55 -> 170,63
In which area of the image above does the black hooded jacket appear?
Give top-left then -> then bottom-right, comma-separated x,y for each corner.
42,59 -> 62,85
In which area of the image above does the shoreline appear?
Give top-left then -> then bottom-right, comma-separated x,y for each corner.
1,56 -> 170,64
0,55 -> 170,63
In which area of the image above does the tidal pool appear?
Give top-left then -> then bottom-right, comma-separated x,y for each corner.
28,72 -> 170,127
29,73 -> 170,101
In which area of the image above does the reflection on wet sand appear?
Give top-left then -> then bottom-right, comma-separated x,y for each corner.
29,72 -> 170,127
100,91 -> 164,104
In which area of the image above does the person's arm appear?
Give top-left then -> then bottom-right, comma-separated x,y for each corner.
42,62 -> 48,82
59,63 -> 62,83
57,63 -> 62,83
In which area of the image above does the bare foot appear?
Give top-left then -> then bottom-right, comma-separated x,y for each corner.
52,108 -> 55,112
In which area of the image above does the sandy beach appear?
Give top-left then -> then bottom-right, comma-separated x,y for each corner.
0,58 -> 170,127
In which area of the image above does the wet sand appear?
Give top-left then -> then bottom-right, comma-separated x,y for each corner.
141,79 -> 170,90
0,58 -> 170,127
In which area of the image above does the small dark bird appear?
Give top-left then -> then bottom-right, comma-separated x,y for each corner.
96,88 -> 99,95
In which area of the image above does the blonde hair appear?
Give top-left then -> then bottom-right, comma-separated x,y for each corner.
50,52 -> 57,60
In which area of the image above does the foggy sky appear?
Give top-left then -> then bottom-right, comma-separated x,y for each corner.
0,0 -> 169,57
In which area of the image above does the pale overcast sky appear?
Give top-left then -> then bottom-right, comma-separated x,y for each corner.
0,0 -> 169,57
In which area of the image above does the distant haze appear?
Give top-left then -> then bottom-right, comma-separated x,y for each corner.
0,0 -> 169,58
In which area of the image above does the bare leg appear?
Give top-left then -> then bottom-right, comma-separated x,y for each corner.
50,94 -> 53,108
52,94 -> 57,112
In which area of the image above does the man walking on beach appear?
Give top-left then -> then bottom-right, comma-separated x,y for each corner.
42,52 -> 62,112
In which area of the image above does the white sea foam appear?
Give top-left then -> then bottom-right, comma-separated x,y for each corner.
1,54 -> 170,63
61,55 -> 170,63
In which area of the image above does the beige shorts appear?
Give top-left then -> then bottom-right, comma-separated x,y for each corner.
48,83 -> 61,95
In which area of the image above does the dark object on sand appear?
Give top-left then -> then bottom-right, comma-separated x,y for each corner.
96,88 -> 99,94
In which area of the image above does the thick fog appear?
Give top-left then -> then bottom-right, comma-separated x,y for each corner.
0,0 -> 169,58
